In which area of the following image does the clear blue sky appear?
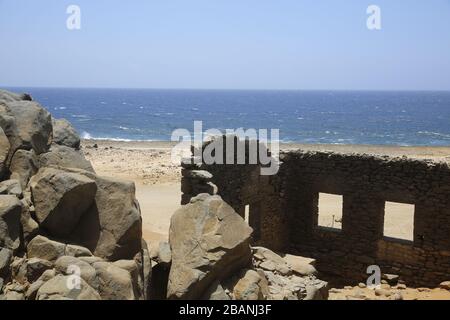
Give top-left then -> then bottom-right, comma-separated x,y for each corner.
1,0 -> 450,90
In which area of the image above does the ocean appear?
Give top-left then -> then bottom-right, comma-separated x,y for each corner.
7,88 -> 450,146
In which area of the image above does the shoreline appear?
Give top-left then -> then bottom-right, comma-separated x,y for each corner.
82,138 -> 450,162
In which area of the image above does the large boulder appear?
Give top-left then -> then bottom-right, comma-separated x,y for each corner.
0,100 -> 52,159
0,128 -> 9,179
0,195 -> 22,251
52,118 -> 80,149
36,275 -> 101,300
29,167 -> 97,238
167,194 -> 253,300
27,235 -> 66,262
38,144 -> 94,172
92,261 -> 135,300
70,173 -> 142,261
9,149 -> 38,189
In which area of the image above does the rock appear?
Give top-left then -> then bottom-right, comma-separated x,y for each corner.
253,247 -> 290,276
2,280 -> 27,300
391,292 -> 404,300
25,279 -> 45,300
93,262 -> 135,300
0,248 -> 12,290
27,235 -> 65,261
78,256 -> 104,265
0,180 -> 22,198
113,259 -> 142,299
439,281 -> 450,290
26,258 -> 53,283
0,195 -> 22,251
0,100 -> 52,158
36,275 -> 101,300
8,149 -> 38,189
137,240 -> 152,300
0,89 -> 32,102
2,290 -> 24,300
203,281 -> 230,300
52,118 -> 80,149
382,273 -> 399,286
304,282 -> 329,300
71,173 -> 142,261
30,167 -> 97,238
167,194 -> 253,299
283,254 -> 317,276
232,269 -> 267,300
156,241 -> 171,265
182,170 -> 213,181
38,144 -> 94,172
65,244 -> 93,257
0,127 -> 9,179
55,256 -> 98,290
19,198 -> 39,245
375,288 -> 392,297
10,256 -> 28,283
396,283 -> 406,290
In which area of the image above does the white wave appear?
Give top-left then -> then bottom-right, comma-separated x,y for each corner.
80,131 -> 156,142
81,131 -> 92,139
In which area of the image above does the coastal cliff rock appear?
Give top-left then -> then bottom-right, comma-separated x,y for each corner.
0,89 -> 147,300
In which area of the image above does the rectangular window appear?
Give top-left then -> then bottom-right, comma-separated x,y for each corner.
318,193 -> 343,230
384,201 -> 414,242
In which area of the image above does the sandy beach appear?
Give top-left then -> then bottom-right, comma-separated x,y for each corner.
82,139 -> 450,244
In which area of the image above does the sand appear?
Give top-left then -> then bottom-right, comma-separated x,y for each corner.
82,139 -> 450,298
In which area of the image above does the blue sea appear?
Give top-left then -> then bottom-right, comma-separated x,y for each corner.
7,88 -> 450,146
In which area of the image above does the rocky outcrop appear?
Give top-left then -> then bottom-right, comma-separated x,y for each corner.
167,194 -> 253,299
52,118 -> 81,150
0,89 -> 149,300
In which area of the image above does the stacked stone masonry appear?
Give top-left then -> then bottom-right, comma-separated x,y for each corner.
181,136 -> 450,287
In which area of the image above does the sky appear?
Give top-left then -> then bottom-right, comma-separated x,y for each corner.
0,0 -> 450,90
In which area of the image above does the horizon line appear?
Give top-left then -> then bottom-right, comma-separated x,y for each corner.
2,85 -> 450,93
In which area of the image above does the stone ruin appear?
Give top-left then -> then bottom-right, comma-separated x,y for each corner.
181,136 -> 450,288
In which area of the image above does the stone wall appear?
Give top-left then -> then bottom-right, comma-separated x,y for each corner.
181,136 -> 450,287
